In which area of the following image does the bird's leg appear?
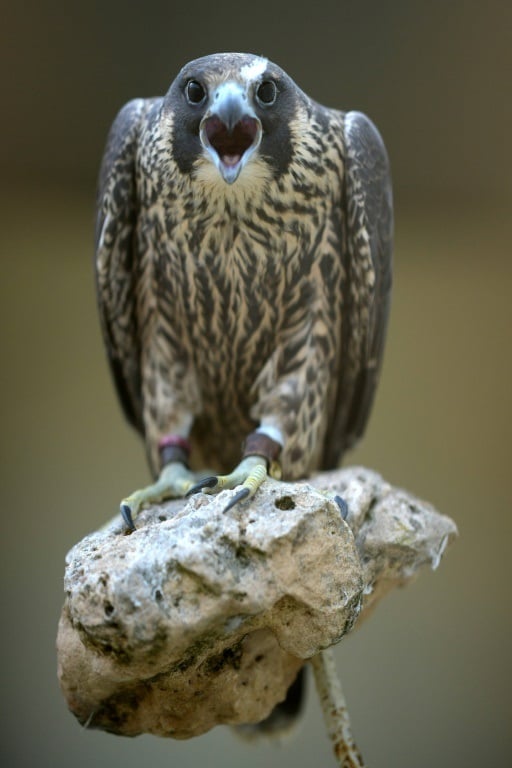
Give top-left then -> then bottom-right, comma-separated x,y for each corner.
120,436 -> 198,530
187,430 -> 282,513
120,462 -> 199,530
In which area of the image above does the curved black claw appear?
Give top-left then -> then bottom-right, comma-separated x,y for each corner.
120,503 -> 136,532
223,487 -> 250,514
185,476 -> 219,497
334,495 -> 349,520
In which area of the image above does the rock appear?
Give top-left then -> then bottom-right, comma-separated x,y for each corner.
307,468 -> 456,614
57,467 -> 457,738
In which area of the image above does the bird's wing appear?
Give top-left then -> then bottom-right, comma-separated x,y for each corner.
323,110 -> 393,467
95,97 -> 160,436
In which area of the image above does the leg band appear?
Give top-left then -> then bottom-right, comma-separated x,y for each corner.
158,434 -> 191,467
242,431 -> 281,468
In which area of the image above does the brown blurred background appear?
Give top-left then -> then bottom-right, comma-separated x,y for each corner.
1,2 -> 510,767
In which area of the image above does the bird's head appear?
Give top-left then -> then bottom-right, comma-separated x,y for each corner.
164,53 -> 299,187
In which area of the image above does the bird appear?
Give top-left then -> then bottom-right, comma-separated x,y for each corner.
95,49 -> 392,537
94,50 -> 392,738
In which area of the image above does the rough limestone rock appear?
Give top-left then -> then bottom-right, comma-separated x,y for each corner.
57,467 -> 457,738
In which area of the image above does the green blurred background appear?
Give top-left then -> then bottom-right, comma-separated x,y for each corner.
1,1 -> 510,766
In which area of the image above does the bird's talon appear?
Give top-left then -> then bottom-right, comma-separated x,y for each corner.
185,476 -> 219,496
223,487 -> 250,513
120,503 -> 136,531
334,495 -> 349,520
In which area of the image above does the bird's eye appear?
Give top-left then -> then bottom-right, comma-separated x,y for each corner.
256,80 -> 277,106
186,80 -> 206,105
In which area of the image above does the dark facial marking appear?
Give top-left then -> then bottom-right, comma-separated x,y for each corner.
253,69 -> 298,179
165,74 -> 207,175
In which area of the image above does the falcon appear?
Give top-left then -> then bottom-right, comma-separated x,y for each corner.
95,52 -> 393,532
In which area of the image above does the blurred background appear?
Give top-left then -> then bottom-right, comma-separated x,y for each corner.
1,1 -> 510,766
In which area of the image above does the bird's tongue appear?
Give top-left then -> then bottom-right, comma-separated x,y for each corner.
222,154 -> 241,167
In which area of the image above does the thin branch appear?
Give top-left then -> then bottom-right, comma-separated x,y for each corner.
310,649 -> 365,767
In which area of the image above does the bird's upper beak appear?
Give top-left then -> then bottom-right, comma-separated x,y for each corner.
199,83 -> 262,184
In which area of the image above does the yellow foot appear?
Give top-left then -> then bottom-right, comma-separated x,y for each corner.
120,462 -> 201,531
186,455 -> 268,513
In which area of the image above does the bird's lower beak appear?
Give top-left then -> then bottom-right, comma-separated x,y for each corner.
199,84 -> 262,184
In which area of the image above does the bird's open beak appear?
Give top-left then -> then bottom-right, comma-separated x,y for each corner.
199,83 -> 262,184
